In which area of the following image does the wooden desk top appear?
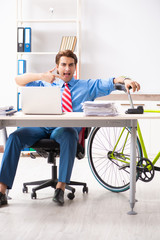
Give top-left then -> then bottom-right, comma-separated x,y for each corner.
0,112 -> 160,128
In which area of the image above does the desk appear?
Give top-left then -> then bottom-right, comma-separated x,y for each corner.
1,111 -> 160,214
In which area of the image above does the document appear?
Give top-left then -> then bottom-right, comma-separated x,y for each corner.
0,106 -> 17,115
82,101 -> 118,116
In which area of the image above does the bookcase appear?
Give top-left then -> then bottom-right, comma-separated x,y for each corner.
16,0 -> 81,86
16,0 -> 81,152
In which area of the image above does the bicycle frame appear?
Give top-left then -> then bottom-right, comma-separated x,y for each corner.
110,88 -> 160,168
110,126 -> 142,165
127,90 -> 160,167
138,114 -> 160,166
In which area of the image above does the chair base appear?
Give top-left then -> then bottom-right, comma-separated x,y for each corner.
23,165 -> 88,200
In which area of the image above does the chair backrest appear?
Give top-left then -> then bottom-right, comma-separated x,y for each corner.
76,127 -> 91,159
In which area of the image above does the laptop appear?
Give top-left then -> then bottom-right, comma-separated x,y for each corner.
21,87 -> 62,114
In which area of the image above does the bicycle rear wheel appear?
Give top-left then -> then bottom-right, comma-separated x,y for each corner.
88,127 -> 142,192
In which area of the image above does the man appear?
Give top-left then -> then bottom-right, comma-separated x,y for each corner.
0,50 -> 140,206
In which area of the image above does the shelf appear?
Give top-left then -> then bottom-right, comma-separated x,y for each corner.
17,52 -> 77,55
17,19 -> 78,23
16,0 -> 81,78
17,52 -> 57,55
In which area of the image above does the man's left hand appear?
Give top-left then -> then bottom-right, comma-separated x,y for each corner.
124,79 -> 140,93
113,76 -> 140,93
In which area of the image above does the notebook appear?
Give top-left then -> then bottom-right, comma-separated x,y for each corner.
21,87 -> 62,114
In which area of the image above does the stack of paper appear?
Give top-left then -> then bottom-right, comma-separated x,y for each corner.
82,101 -> 118,116
0,106 -> 17,116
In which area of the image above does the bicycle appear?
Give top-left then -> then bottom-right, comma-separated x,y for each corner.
87,84 -> 160,193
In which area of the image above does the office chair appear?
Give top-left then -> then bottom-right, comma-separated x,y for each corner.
23,128 -> 91,200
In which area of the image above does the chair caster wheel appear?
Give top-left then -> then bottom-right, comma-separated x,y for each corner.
31,192 -> 37,199
83,186 -> 88,193
23,186 -> 28,193
67,192 -> 75,200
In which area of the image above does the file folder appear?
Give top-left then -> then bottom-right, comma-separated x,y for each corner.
17,27 -> 24,52
17,60 -> 26,111
24,27 -> 31,52
18,60 -> 26,75
17,91 -> 22,111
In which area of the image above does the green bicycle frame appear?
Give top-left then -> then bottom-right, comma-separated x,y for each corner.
137,120 -> 160,165
110,120 -> 160,167
111,127 -> 135,164
137,122 -> 148,158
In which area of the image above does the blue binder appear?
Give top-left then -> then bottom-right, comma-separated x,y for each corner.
18,59 -> 26,75
24,27 -> 31,52
17,59 -> 26,111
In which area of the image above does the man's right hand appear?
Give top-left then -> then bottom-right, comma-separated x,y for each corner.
42,67 -> 61,84
15,67 -> 61,86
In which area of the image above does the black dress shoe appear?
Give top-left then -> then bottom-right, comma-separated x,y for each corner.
53,188 -> 64,205
0,192 -> 8,207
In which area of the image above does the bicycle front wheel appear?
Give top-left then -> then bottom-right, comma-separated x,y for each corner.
88,127 -> 142,192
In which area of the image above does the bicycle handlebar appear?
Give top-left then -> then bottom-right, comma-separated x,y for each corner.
114,83 -> 133,107
114,83 -> 127,92
114,83 -> 143,113
114,83 -> 132,93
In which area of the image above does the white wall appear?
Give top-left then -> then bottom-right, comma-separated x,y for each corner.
81,0 -> 160,94
1,0 -> 160,109
0,1 -> 17,106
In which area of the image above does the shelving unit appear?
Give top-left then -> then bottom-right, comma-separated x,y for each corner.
16,0 -> 81,152
16,0 -> 81,78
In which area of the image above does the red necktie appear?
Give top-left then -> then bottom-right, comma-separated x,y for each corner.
62,83 -> 73,112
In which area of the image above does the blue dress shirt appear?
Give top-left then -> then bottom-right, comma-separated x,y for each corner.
26,77 -> 115,112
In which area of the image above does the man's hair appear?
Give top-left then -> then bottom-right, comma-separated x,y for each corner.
55,50 -> 78,65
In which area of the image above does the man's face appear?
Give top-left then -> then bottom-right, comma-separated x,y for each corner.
56,56 -> 76,82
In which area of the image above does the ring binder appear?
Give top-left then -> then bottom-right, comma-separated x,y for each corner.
17,27 -> 24,52
24,27 -> 31,52
18,60 -> 26,75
